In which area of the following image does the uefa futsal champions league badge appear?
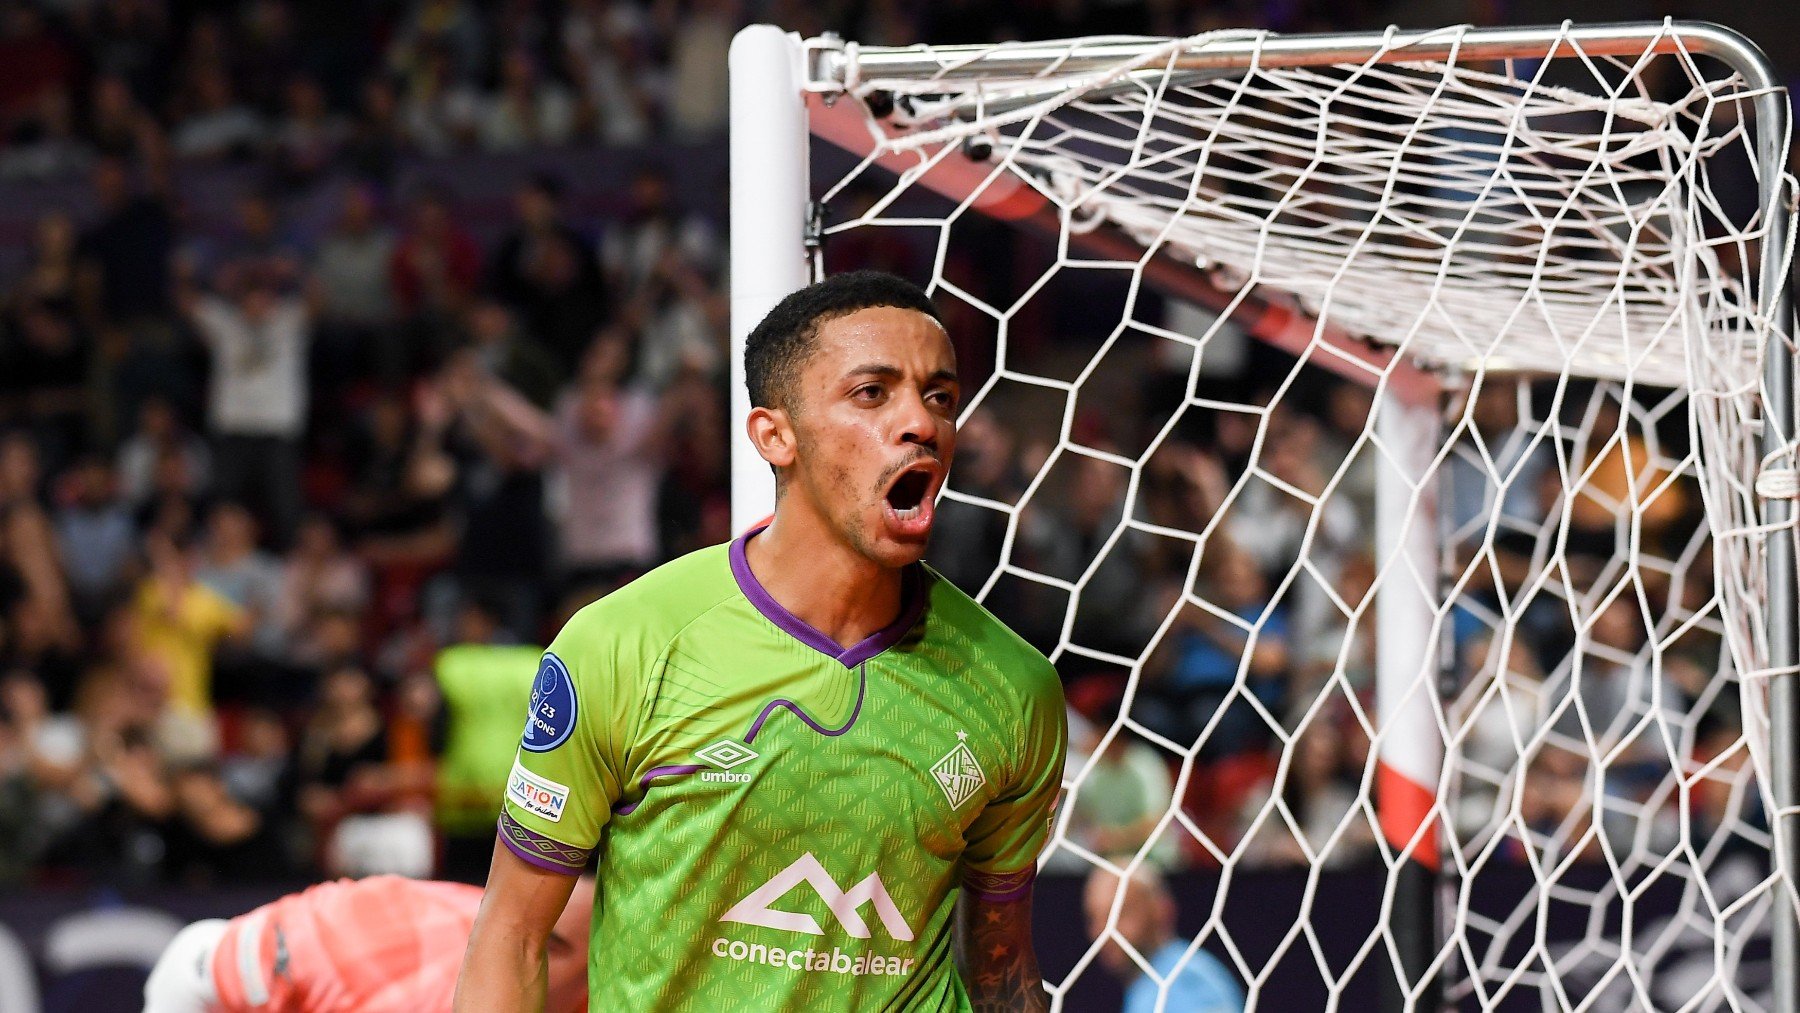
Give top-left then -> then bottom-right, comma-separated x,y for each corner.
523,652 -> 578,752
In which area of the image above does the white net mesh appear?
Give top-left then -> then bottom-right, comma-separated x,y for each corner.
796,20 -> 1796,1011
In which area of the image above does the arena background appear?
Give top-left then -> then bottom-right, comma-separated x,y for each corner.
0,1 -> 1793,1010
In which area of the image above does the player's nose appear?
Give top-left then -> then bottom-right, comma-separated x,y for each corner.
894,389 -> 942,451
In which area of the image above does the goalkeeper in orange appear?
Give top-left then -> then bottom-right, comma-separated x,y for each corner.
142,873 -> 592,1012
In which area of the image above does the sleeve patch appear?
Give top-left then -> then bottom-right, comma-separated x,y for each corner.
507,760 -> 570,823
521,652 -> 578,753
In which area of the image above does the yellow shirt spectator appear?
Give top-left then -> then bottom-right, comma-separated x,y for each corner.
132,573 -> 247,715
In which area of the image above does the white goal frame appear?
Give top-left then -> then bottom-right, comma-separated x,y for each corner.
728,20 -> 1799,1011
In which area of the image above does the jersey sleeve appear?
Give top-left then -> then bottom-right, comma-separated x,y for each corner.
498,608 -> 641,875
961,656 -> 1066,902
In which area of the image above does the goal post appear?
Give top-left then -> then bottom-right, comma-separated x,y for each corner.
729,20 -> 1800,1011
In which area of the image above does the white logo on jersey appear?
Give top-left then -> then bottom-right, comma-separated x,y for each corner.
931,733 -> 986,809
507,761 -> 570,823
695,739 -> 758,783
695,738 -> 759,769
720,852 -> 915,941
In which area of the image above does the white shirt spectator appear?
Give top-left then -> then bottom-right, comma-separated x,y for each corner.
547,385 -> 662,569
172,107 -> 267,160
666,3 -> 731,137
193,296 -> 310,438
564,3 -> 662,145
476,87 -> 576,151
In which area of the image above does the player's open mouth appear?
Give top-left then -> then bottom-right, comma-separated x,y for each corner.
882,461 -> 940,539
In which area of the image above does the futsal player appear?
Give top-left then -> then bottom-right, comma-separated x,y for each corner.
456,270 -> 1066,1010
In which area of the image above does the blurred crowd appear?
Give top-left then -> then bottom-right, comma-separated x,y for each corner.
0,0 -> 749,888
0,0 -> 1764,894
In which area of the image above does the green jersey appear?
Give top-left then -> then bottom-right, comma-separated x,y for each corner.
499,528 -> 1066,1011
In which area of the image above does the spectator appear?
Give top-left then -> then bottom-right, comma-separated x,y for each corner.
562,0 -> 661,145
271,73 -> 348,186
395,46 -> 478,155
461,297 -> 561,410
0,433 -> 81,660
1236,712 -> 1376,869
272,513 -> 371,650
602,164 -> 719,298
13,211 -> 83,311
77,155 -> 175,326
0,7 -> 76,126
314,186 -> 396,333
85,73 -> 164,164
1137,540 -> 1290,755
424,352 -> 550,638
390,185 -> 483,339
343,75 -> 403,180
193,501 -> 284,653
296,663 -> 432,878
218,705 -> 293,823
603,165 -> 723,386
179,272 -> 313,546
1,86 -> 93,180
117,396 -> 210,510
655,363 -> 731,560
490,173 -> 609,371
80,3 -> 172,108
343,391 -> 458,570
664,0 -> 735,137
163,760 -> 275,884
131,528 -> 249,719
451,338 -> 669,592
235,0 -> 303,114
170,66 -> 267,162
1566,398 -> 1687,560
1084,865 -> 1246,1013
53,454 -> 138,622
1058,708 -> 1183,870
37,667 -> 177,884
386,0 -> 487,85
194,189 -> 307,294
1,299 -> 91,468
312,183 -> 399,382
475,46 -> 576,151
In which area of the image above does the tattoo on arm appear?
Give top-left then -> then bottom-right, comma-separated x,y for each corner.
956,890 -> 1048,1013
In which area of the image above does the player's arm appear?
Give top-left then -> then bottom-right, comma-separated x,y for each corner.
454,841 -> 578,1012
458,632 -> 631,1011
958,654 -> 1066,1013
956,890 -> 1048,1013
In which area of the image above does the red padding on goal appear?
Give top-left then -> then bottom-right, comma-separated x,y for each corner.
1377,759 -> 1438,868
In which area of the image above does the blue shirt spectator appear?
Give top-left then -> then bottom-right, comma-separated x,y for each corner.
1087,866 -> 1246,1013
1124,938 -> 1246,1013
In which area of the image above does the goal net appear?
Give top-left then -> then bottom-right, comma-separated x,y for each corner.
730,20 -> 1798,1011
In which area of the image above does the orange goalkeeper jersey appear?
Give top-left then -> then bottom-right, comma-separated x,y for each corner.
210,876 -> 481,1012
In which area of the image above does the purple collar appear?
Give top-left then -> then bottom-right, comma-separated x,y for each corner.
729,525 -> 926,668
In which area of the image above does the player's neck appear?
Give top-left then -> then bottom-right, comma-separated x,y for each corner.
744,512 -> 905,652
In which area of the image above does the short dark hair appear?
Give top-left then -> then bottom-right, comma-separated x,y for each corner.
743,270 -> 942,412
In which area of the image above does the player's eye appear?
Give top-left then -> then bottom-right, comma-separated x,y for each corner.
927,388 -> 957,410
852,383 -> 884,402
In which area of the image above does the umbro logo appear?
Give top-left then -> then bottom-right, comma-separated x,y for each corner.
931,732 -> 986,809
696,738 -> 758,783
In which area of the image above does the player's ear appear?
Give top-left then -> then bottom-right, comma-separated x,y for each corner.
746,405 -> 797,470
